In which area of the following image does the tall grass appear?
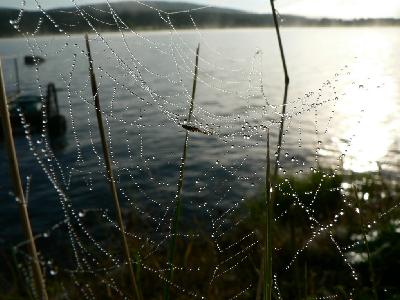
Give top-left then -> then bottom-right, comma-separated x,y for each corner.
0,60 -> 48,299
84,34 -> 142,300
163,44 -> 200,300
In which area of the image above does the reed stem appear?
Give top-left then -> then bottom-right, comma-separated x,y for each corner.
0,59 -> 48,300
269,0 -> 290,178
163,44 -> 200,300
84,34 -> 142,300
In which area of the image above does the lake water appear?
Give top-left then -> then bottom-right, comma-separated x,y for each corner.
1,27 -> 400,242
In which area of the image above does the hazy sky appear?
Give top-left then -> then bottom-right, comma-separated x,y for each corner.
1,0 -> 400,19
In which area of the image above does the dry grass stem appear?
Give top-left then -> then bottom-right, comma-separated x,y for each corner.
0,59 -> 48,300
84,34 -> 142,300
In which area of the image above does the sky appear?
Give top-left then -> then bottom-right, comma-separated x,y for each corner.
1,0 -> 400,19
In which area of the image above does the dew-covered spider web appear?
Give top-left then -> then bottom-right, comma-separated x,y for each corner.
2,0 -> 400,299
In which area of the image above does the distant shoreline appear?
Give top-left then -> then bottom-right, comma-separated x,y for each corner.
1,1 -> 399,39
1,24 -> 399,40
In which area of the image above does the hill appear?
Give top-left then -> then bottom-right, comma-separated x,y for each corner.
1,1 -> 400,37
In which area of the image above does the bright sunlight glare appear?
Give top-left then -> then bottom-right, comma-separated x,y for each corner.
335,35 -> 398,172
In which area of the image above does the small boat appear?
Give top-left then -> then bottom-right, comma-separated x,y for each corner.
4,83 -> 66,137
24,55 -> 45,65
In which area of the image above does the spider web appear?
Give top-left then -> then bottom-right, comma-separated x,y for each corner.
2,1 -> 400,299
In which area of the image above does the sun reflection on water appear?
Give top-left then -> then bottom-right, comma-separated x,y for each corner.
335,61 -> 398,173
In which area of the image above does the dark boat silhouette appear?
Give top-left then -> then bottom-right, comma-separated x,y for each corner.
2,83 -> 66,137
24,55 -> 45,65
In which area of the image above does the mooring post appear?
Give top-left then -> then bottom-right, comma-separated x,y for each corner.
14,57 -> 21,94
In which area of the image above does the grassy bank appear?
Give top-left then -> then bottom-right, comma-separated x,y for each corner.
2,169 -> 400,299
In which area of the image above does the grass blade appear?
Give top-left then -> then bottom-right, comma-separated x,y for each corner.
353,186 -> 378,300
263,129 -> 273,300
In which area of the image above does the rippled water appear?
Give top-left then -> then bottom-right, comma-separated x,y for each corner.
1,27 -> 399,240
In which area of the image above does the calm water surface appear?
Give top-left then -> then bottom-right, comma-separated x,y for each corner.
1,27 -> 399,241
